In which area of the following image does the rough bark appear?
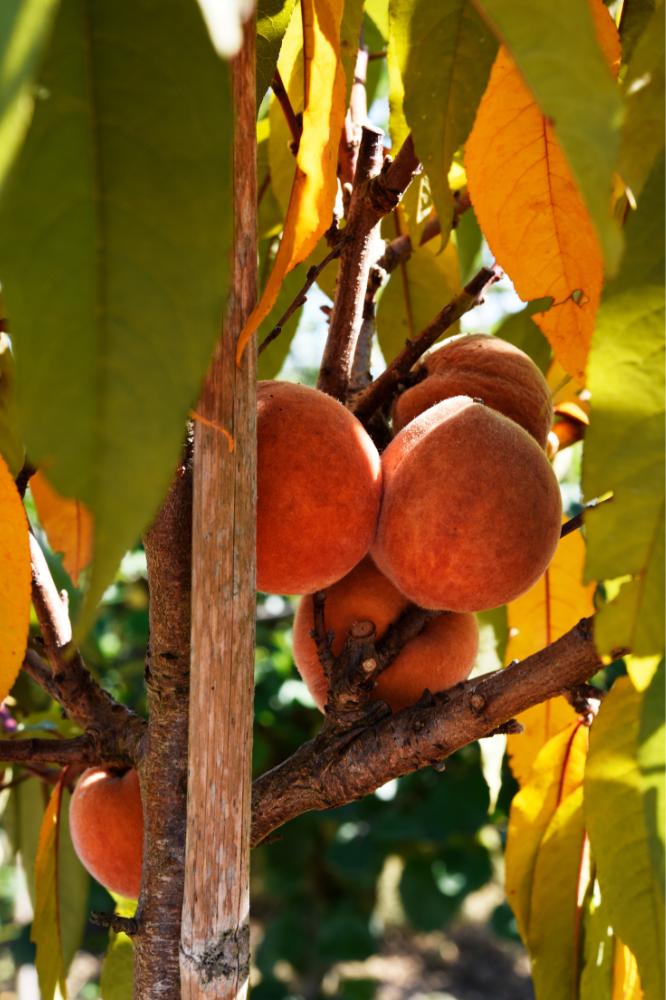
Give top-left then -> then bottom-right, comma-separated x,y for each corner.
133,453 -> 193,998
180,22 -> 256,1000
250,618 -> 600,846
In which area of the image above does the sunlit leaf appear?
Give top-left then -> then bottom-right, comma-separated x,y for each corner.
505,530 -> 595,785
465,1 -> 620,380
238,0 -> 347,359
471,0 -> 624,272
0,0 -> 60,193
100,931 -> 134,999
376,239 -> 460,363
32,773 -> 67,1000
612,937 -> 644,1000
617,0 -> 664,201
0,453 -> 30,703
505,722 -> 588,943
389,0 -> 496,246
0,0 -> 234,634
585,668 -> 665,1000
0,332 -> 24,475
31,471 -> 93,586
492,301 -> 551,374
579,879 -> 615,999
256,0 -> 298,104
583,155 -> 665,657
58,787 -> 90,974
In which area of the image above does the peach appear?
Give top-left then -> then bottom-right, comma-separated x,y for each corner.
293,557 -> 478,712
393,334 -> 553,447
373,396 -> 562,612
69,767 -> 143,899
257,381 -> 382,594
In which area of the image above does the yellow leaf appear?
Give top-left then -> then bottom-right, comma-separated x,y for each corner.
506,529 -> 596,784
32,774 -> 67,1000
31,471 -> 93,585
613,938 -> 644,1000
505,721 -> 588,942
0,453 -> 30,703
464,0 -> 620,381
626,654 -> 661,693
237,0 -> 346,361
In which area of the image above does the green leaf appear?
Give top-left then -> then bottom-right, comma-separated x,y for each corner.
455,206 -> 483,285
583,155 -> 665,657
472,0 -> 624,272
617,0 -> 665,201
620,0 -> 657,62
492,301 -> 552,374
0,333 -> 25,474
58,788 -> 89,973
100,931 -> 134,999
585,669 -> 665,1000
340,1 -> 365,106
32,775 -> 66,1000
389,0 -> 497,247
528,786 -> 587,1000
256,0 -> 297,106
257,259 -> 308,379
578,881 -> 615,999
0,0 -> 60,193
0,0 -> 233,632
11,775 -> 45,904
377,242 -> 459,364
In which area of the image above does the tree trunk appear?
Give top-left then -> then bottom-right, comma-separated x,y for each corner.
180,21 -> 257,1000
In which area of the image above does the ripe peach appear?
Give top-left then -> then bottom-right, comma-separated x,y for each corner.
69,767 -> 143,899
293,557 -> 478,712
392,334 -> 552,447
373,396 -> 562,612
257,381 -> 382,594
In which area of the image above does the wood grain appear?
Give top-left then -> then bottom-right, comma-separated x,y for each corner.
180,21 -> 256,1000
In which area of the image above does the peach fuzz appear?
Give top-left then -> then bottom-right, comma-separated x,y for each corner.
69,767 -> 143,899
392,333 -> 553,447
373,396 -> 562,612
257,381 -> 382,594
293,557 -> 478,712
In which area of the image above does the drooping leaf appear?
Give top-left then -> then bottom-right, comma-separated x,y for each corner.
620,0 -> 657,62
32,773 -> 67,1000
268,4 -> 303,220
256,0 -> 298,105
0,0 -> 60,193
471,0 -> 624,272
528,786 -> 588,1000
31,471 -> 93,586
505,530 -> 595,785
454,205 -> 483,286
0,0 -> 234,633
339,1 -> 364,105
376,239 -> 460,364
583,155 -> 665,657
617,0 -> 665,201
505,721 -> 588,942
100,931 -> 134,999
579,880 -> 615,999
0,453 -> 30,702
58,787 -> 90,974
237,0 -> 347,359
465,1 -> 620,380
389,0 -> 497,247
585,668 -> 665,1000
612,937 -> 644,1000
0,332 -> 25,475
6,776 -> 45,903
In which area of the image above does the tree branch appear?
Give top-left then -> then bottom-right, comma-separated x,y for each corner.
351,265 -> 502,424
0,734 -> 105,766
251,618 -> 601,846
318,132 -> 421,402
28,534 -> 144,758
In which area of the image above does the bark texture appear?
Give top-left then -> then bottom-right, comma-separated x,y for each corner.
134,454 -> 193,998
180,22 -> 256,1000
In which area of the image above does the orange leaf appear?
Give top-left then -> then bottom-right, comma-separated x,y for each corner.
464,0 -> 620,381
505,528 -> 596,785
32,773 -> 68,1000
31,471 -> 93,585
236,0 -> 346,362
0,454 -> 30,702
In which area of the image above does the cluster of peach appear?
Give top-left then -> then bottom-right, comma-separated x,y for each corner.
69,334 -> 561,901
260,334 -> 560,713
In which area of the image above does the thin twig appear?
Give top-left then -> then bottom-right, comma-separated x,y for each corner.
351,264 -> 502,424
560,497 -> 613,538
258,243 -> 344,355
271,68 -> 302,148
91,912 -> 139,936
